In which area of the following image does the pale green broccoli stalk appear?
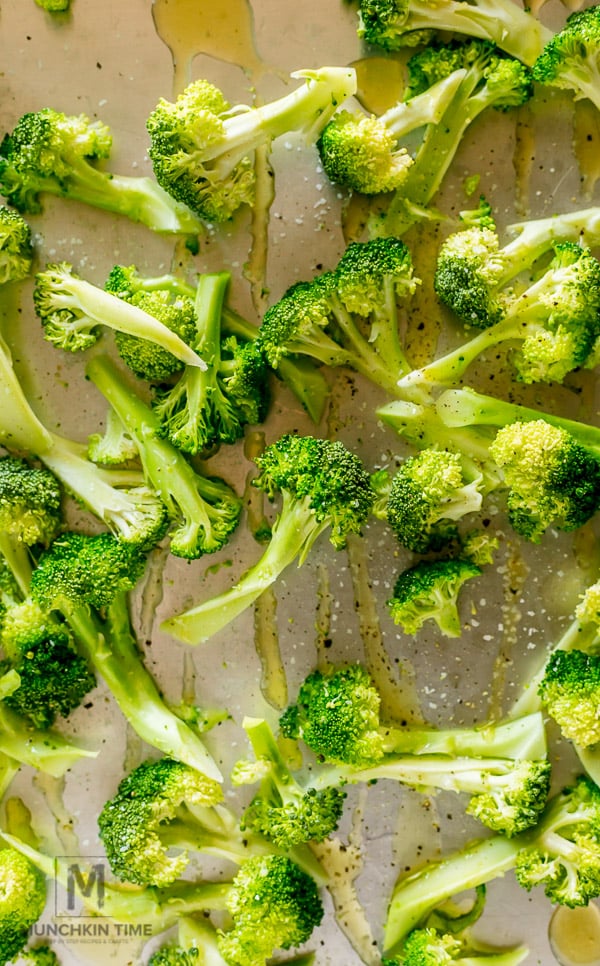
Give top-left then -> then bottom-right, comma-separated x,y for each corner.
392,924 -> 528,966
0,333 -> 168,550
152,271 -> 269,454
257,236 -> 418,395
434,205 -> 600,330
381,448 -> 484,552
146,67 -> 357,222
148,916 -> 228,966
87,407 -> 138,465
356,0 -> 552,64
0,108 -> 203,234
85,353 -> 243,559
33,262 -> 204,367
371,41 -> 533,237
28,533 -> 222,781
532,6 -> 600,111
383,775 -> 600,956
537,649 -> 600,749
0,847 -> 47,964
160,433 -> 375,644
0,206 -> 33,284
400,241 -> 600,393
316,70 -> 466,194
234,716 -> 346,849
388,558 -> 482,637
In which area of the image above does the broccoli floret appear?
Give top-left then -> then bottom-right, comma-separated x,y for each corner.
0,205 -> 33,285
0,847 -> 47,964
532,6 -> 600,111
146,68 -> 357,222
33,262 -> 203,368
235,717 -> 345,849
356,0 -> 552,64
397,925 -> 528,966
388,558 -> 482,637
383,776 -> 600,956
489,419 -> 600,542
538,649 -> 600,749
257,237 -> 417,395
161,433 -> 374,643
316,71 -> 466,194
34,0 -> 70,11
0,455 -> 62,548
87,407 -> 139,465
403,241 -> 600,393
0,108 -> 203,234
152,272 -> 269,454
85,354 -> 243,558
98,757 -> 224,886
216,855 -> 324,966
383,449 -> 483,552
371,40 -> 533,237
148,916 -> 226,966
17,946 -> 61,966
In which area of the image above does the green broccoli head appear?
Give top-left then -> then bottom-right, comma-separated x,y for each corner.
334,236 -> 418,315
242,784 -> 345,849
98,757 -> 222,887
216,855 -> 324,966
0,205 -> 33,285
280,664 -> 384,766
219,336 -> 270,428
358,0 -> 434,51
434,224 -> 509,329
0,847 -> 47,963
386,449 -> 483,552
388,558 -> 482,638
316,109 -> 413,194
515,775 -> 600,907
532,6 -> 600,107
489,419 -> 600,542
538,649 -> 600,749
0,455 -> 62,547
397,925 -> 528,966
29,531 -> 148,612
113,289 -> 197,383
466,759 -> 552,838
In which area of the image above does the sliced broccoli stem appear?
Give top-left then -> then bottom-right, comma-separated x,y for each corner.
328,294 -> 408,393
162,492 -> 329,644
381,71 -> 470,138
204,67 -> 358,178
383,835 -> 521,955
35,159 -> 203,234
62,594 -> 223,782
0,701 -> 97,777
0,533 -> 32,598
497,207 -> 600,287
382,712 -> 547,760
0,335 -> 53,454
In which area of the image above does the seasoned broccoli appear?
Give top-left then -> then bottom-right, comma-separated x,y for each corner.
85,353 -> 243,558
356,0 -> 552,65
538,649 -> 600,749
371,41 -> 533,237
403,241 -> 600,392
0,108 -> 203,233
87,407 -> 138,465
388,558 -> 482,637
383,775 -> 600,956
161,433 -> 375,644
532,6 -> 600,111
257,237 -> 418,395
0,454 -> 62,549
381,448 -> 484,552
395,924 -> 528,966
234,717 -> 345,849
34,0 -> 70,11
148,916 -> 227,966
317,70 -> 466,194
152,271 -> 269,454
0,847 -> 47,964
28,531 -> 222,779
0,205 -> 33,284
33,262 -> 203,368
146,67 -> 357,222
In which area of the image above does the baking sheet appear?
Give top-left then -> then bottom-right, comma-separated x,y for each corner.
1,0 -> 599,963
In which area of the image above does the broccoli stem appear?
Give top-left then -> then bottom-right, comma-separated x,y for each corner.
38,159 -> 204,234
381,71 -> 470,138
62,594 -> 223,782
0,702 -> 97,777
382,712 -> 547,760
497,207 -> 600,287
383,835 -> 521,955
0,533 -> 32,598
327,294 -> 410,393
162,492 -> 329,644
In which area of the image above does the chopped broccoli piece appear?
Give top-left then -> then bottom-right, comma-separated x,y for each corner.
397,924 -> 528,965
532,6 -> 600,111
33,262 -> 204,368
34,0 -> 70,10
0,455 -> 62,548
0,108 -> 203,234
538,649 -> 600,749
161,433 -> 374,643
85,353 -> 243,558
356,0 -> 552,64
146,67 -> 357,222
0,847 -> 47,964
317,70 -> 466,194
257,236 -> 417,394
87,407 -> 139,465
152,272 -> 269,454
0,205 -> 33,284
148,916 -> 226,966
388,558 -> 482,637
